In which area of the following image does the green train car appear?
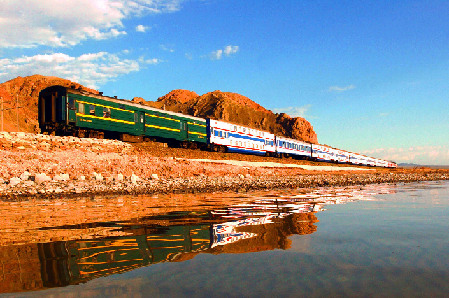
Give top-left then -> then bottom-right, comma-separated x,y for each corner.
37,224 -> 212,287
38,85 -> 207,146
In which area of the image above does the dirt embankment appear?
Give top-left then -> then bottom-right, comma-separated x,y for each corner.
0,132 -> 448,199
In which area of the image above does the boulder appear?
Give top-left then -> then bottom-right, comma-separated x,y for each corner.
9,177 -> 21,186
116,173 -> 124,181
130,174 -> 140,184
35,173 -> 51,184
20,171 -> 30,181
93,172 -> 103,181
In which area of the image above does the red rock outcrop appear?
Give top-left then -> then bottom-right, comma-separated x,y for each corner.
131,97 -> 146,105
157,89 -> 199,105
0,75 -> 99,133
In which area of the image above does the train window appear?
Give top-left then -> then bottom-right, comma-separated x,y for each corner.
78,103 -> 85,114
234,126 -> 237,131
119,104 -> 125,110
210,128 -> 214,135
134,113 -> 138,123
89,105 -> 95,115
214,130 -> 219,137
68,97 -> 75,110
243,128 -> 246,133
103,107 -> 111,118
140,115 -> 144,123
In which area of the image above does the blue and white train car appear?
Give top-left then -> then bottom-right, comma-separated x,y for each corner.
334,148 -> 350,163
207,119 -> 275,155
366,156 -> 376,167
311,144 -> 334,162
388,161 -> 398,168
349,152 -> 365,165
375,158 -> 387,168
275,136 -> 312,159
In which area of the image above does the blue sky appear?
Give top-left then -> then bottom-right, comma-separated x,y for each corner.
1,0 -> 448,164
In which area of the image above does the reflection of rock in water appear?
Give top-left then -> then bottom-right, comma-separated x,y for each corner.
209,213 -> 318,253
0,244 -> 43,293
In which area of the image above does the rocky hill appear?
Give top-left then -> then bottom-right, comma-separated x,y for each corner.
0,75 -> 98,133
0,75 -> 317,143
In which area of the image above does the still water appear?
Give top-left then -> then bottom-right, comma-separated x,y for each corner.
1,181 -> 448,297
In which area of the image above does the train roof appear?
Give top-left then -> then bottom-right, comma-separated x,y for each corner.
275,135 -> 311,145
208,118 -> 274,135
42,85 -> 206,122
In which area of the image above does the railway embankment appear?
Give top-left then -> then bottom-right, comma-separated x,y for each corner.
0,132 -> 448,199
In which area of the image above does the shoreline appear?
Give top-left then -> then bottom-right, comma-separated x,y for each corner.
2,171 -> 448,200
1,132 -> 448,200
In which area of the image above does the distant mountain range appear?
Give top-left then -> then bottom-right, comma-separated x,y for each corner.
398,163 -> 449,169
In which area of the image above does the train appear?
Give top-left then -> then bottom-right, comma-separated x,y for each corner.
38,85 -> 397,168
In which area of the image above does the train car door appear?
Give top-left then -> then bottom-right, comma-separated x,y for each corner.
67,96 -> 76,123
135,111 -> 145,135
180,120 -> 188,141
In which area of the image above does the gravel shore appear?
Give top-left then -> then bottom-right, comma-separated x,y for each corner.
1,132 -> 448,199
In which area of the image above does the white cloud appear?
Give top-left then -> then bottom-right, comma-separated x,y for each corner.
136,25 -> 150,32
272,104 -> 312,118
0,0 -> 184,48
362,145 -> 449,165
329,84 -> 356,92
223,45 -> 239,55
160,44 -> 175,52
138,56 -> 162,64
0,52 -> 160,89
210,45 -> 239,60
211,49 -> 224,60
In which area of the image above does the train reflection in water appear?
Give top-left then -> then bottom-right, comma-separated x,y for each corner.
38,200 -> 320,288
0,185 -> 396,293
